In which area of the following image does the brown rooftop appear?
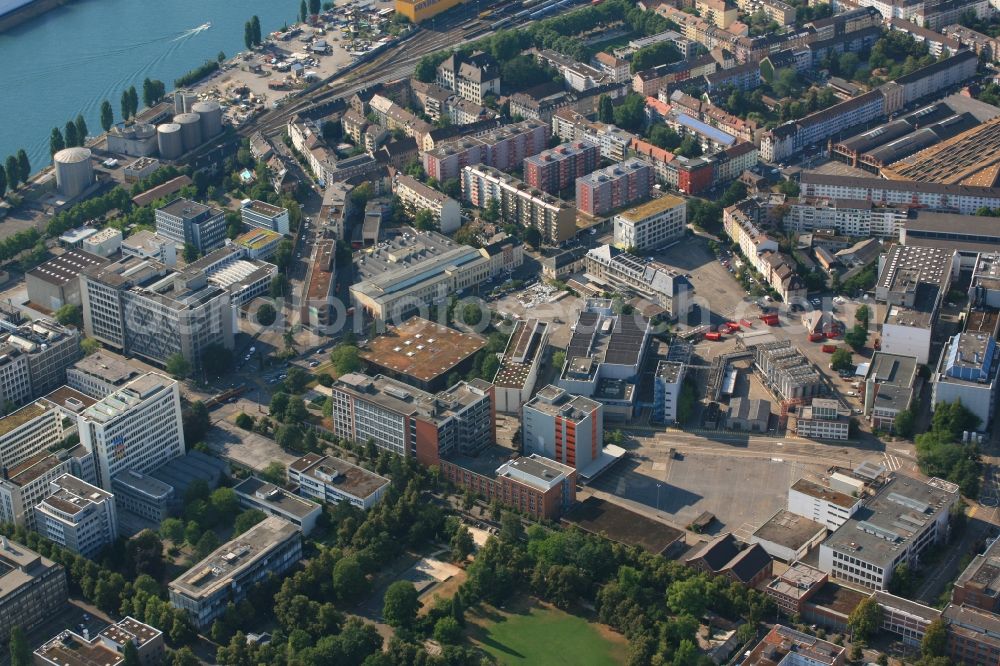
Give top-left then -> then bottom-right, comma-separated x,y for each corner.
360,318 -> 486,383
791,478 -> 858,509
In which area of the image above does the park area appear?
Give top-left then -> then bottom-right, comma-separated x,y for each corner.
466,596 -> 627,665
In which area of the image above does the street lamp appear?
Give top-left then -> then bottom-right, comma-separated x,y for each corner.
656,483 -> 662,511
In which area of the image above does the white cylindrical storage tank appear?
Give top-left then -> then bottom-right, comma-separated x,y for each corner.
173,113 -> 202,152
53,147 -> 93,199
157,123 -> 184,159
191,100 -> 223,139
174,90 -> 198,114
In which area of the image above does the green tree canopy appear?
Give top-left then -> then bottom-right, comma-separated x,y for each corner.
382,581 -> 420,628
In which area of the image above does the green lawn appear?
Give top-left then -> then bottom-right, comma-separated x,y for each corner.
469,599 -> 626,665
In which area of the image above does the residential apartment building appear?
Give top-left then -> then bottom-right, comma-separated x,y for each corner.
233,476 -> 321,535
523,141 -> 599,195
462,165 -> 576,244
423,119 -> 549,181
0,538 -> 68,642
551,108 -> 636,161
436,50 -> 500,105
932,332 -> 999,429
169,516 -> 302,629
592,51 -> 632,83
288,453 -> 391,510
239,199 -> 290,235
392,173 -> 462,234
818,474 -> 959,590
328,373 -> 495,467
942,23 -> 1000,62
782,198 -> 909,238
531,48 -> 613,92
584,244 -> 692,318
632,54 -> 718,96
154,198 -> 226,253
576,158 -> 653,217
77,373 -> 185,490
800,171 -> 1000,215
522,385 -> 603,473
612,194 -> 687,252
761,89 -> 886,162
80,256 -> 235,368
33,474 -> 118,557
788,477 -> 862,530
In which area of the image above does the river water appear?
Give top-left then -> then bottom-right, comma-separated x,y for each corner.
0,0 -> 298,169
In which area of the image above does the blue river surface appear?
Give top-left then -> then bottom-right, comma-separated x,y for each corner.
0,0 -> 299,169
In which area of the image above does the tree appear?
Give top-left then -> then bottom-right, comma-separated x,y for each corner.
830,347 -> 853,371
649,124 -> 681,150
256,303 -> 277,326
269,392 -> 289,421
413,208 -> 437,231
121,89 -> 132,120
209,487 -> 239,516
261,461 -> 285,484
894,407 -> 916,439
122,640 -> 141,666
75,115 -> 88,144
201,343 -> 232,377
524,226 -> 542,249
183,243 -> 198,263
100,100 -> 114,132
331,344 -> 362,375
855,304 -> 871,326
251,15 -> 261,45
0,164 -> 7,199
847,596 -> 880,642
382,581 -> 420,628
160,517 -> 185,542
128,86 -> 138,116
283,396 -> 308,424
3,156 -> 17,191
166,353 -> 191,379
234,508 -> 266,535
64,121 -> 79,148
598,94 -> 615,123
499,511 -> 522,543
481,198 -> 500,223
9,626 -> 31,666
50,127 -> 65,156
434,616 -> 462,644
845,324 -> 868,350
450,524 -> 475,561
922,618 -> 947,658
332,555 -> 366,600
195,530 -> 220,559
300,0 -> 308,22
235,412 -> 254,430
55,304 -> 82,328
612,93 -> 646,132
183,400 -> 210,443
309,0 -> 320,16
81,337 -> 101,355
244,21 -> 254,49
16,149 -> 29,184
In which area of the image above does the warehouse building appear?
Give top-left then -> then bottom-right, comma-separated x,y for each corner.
26,249 -> 108,312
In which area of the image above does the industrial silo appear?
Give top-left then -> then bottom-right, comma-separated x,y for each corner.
173,113 -> 202,152
53,147 -> 93,198
191,100 -> 223,139
174,90 -> 198,114
157,122 -> 184,159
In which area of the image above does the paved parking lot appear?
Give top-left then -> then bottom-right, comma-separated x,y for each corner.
591,448 -> 826,535
656,238 -> 751,328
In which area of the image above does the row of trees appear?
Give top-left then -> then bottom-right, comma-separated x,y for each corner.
49,115 -> 88,156
244,15 -> 263,49
0,149 -> 30,199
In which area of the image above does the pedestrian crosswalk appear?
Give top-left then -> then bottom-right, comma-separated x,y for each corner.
882,451 -> 903,472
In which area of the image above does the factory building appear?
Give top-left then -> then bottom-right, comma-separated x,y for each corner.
185,245 -> 278,308
0,312 -> 81,399
121,230 -> 177,266
35,617 -> 163,666
233,476 -> 322,535
752,340 -> 824,402
0,444 -> 94,530
66,351 -> 143,399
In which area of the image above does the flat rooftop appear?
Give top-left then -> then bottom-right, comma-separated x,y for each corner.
766,562 -> 827,600
615,193 -> 685,223
69,351 -> 142,386
753,509 -> 826,551
0,538 -> 59,599
359,318 -> 486,383
493,319 -> 546,390
234,476 -> 320,520
0,400 -> 52,438
28,249 -> 108,286
525,384 -> 601,422
561,496 -> 683,554
791,478 -> 859,510
158,198 -> 220,221
169,516 -> 299,599
81,373 -> 173,424
334,373 -> 490,425
290,453 -> 390,500
822,473 -> 959,567
245,199 -> 286,217
235,228 -> 284,250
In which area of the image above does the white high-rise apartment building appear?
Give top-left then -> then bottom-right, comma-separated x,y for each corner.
76,373 -> 184,490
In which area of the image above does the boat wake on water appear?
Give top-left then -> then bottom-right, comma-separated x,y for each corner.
172,21 -> 211,40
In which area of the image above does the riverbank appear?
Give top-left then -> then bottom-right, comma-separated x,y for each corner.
0,0 -> 72,33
